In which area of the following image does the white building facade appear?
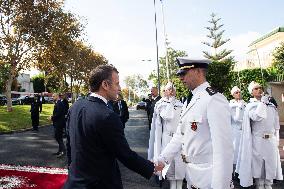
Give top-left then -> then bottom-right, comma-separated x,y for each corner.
17,73 -> 34,93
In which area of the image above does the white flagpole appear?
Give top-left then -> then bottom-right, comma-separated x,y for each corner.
160,0 -> 170,82
153,0 -> 161,95
254,45 -> 265,88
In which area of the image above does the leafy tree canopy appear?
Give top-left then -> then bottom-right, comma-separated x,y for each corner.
272,42 -> 284,74
202,13 -> 233,61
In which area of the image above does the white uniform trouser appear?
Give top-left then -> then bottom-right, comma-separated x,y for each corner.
169,180 -> 183,189
255,160 -> 273,189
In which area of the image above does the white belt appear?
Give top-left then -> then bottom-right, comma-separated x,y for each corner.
181,153 -> 212,164
253,133 -> 274,139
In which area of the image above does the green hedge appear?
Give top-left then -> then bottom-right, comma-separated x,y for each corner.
231,68 -> 277,102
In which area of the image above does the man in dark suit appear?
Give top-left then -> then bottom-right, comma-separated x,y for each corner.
60,93 -> 70,137
148,87 -> 161,130
49,93 -> 66,158
144,94 -> 152,127
64,65 -> 163,189
113,93 -> 129,128
30,96 -> 40,131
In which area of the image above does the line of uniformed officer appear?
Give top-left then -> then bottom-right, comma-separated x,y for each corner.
150,57 -> 283,189
236,81 -> 283,189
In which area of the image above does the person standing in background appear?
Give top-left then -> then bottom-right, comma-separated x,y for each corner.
145,94 -> 152,126
30,95 -> 40,131
38,94 -> 45,113
113,93 -> 129,128
49,93 -> 66,158
229,86 -> 246,177
61,93 -> 69,137
237,81 -> 283,189
149,87 -> 161,130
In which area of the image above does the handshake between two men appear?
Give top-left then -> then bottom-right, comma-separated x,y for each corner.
153,160 -> 165,174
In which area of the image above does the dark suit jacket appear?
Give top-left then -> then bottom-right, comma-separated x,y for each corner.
64,96 -> 154,189
51,100 -> 65,128
61,99 -> 69,117
113,100 -> 129,127
149,96 -> 161,127
30,100 -> 40,119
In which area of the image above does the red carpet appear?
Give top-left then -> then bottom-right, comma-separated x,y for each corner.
0,164 -> 67,189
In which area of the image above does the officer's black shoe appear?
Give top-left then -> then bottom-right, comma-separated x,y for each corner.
56,152 -> 65,158
52,151 -> 60,156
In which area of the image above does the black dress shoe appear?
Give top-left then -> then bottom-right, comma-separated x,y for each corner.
52,152 -> 60,155
56,152 -> 65,158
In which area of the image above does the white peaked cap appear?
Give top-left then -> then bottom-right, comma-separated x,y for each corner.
164,82 -> 176,91
248,81 -> 261,94
231,86 -> 240,96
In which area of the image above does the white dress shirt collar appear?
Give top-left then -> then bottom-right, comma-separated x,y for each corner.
153,96 -> 159,101
90,93 -> 108,104
192,81 -> 210,96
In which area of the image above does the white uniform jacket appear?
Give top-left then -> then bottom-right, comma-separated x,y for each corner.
153,97 -> 185,180
236,98 -> 283,187
159,82 -> 234,189
229,99 -> 246,164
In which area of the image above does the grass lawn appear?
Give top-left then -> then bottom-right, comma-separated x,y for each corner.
0,104 -> 54,133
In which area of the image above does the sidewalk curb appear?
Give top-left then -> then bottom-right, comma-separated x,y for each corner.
0,124 -> 52,135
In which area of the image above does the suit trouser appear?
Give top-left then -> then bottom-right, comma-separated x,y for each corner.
31,116 -> 39,130
54,127 -> 65,153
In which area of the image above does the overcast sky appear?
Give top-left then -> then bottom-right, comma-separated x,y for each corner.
63,0 -> 284,88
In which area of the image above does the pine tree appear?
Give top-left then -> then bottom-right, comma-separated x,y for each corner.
202,13 -> 233,61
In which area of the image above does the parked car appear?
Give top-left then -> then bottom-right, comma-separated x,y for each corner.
17,95 -> 33,105
11,98 -> 19,105
136,101 -> 147,110
44,96 -> 54,103
0,95 -> 7,106
0,95 -> 19,106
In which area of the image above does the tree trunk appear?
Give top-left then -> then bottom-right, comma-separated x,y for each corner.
6,74 -> 14,112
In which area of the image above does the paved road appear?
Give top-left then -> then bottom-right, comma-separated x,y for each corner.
0,108 -> 283,188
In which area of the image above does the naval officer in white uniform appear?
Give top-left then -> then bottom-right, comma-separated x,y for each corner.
157,57 -> 234,189
236,81 -> 283,189
229,86 -> 246,166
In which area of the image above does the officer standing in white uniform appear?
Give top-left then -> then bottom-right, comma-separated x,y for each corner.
157,57 -> 234,189
148,82 -> 185,189
229,86 -> 246,167
237,81 -> 283,189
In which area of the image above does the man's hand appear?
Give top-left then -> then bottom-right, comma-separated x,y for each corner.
154,161 -> 165,173
48,116 -> 52,121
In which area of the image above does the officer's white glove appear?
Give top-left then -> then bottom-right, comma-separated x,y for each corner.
238,102 -> 245,109
261,95 -> 269,104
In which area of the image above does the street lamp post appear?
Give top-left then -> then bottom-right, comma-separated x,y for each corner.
153,0 -> 161,96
